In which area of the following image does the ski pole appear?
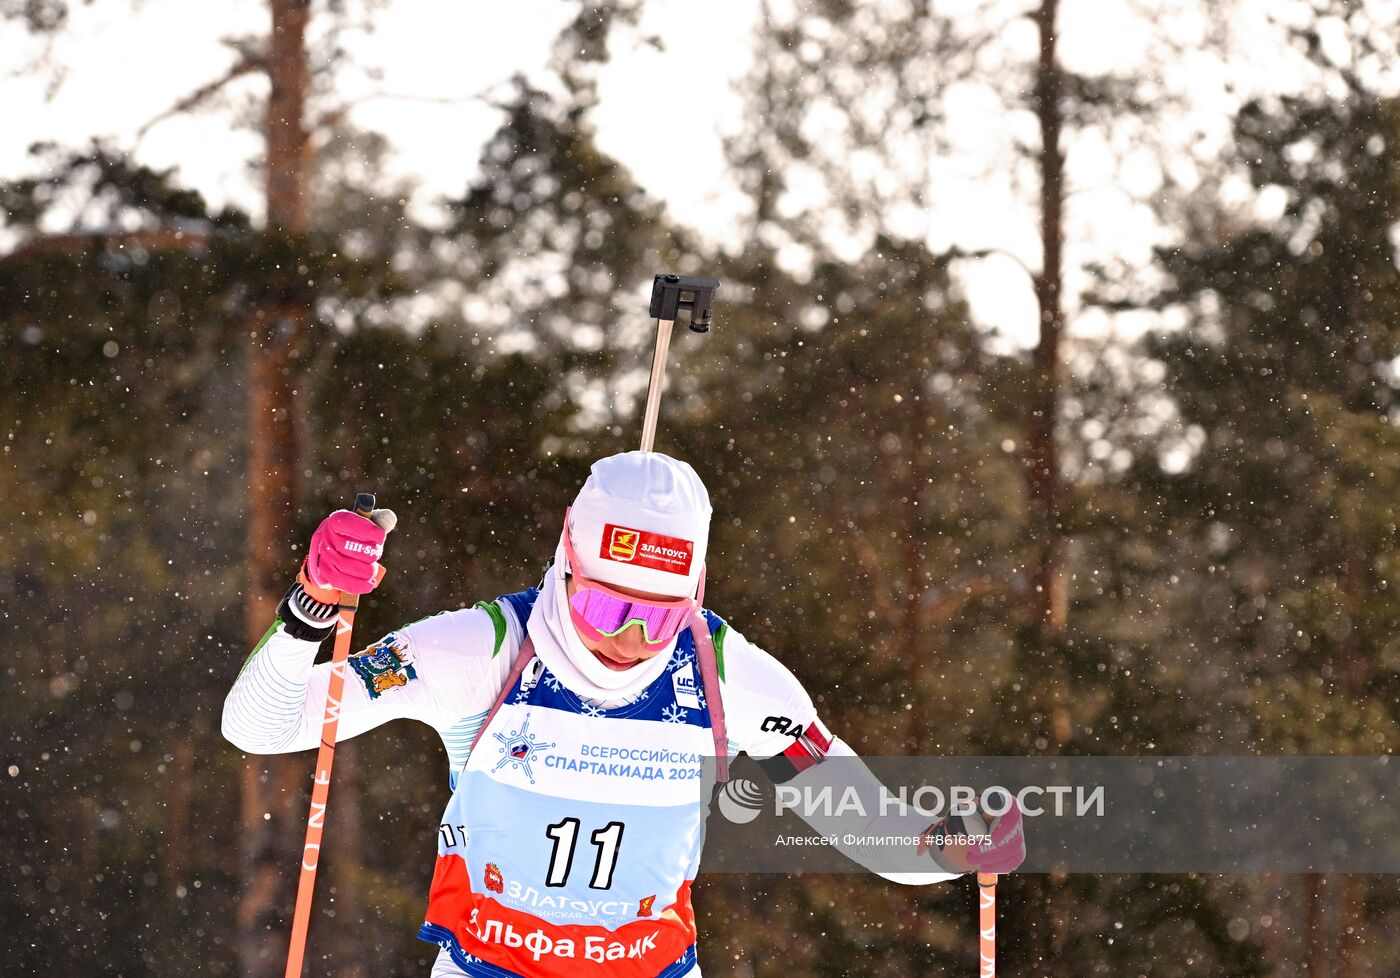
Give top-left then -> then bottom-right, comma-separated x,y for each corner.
978,872 -> 997,978
640,273 -> 719,451
283,491 -> 386,978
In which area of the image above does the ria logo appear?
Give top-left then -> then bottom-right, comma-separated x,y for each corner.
716,778 -> 766,825
608,528 -> 639,562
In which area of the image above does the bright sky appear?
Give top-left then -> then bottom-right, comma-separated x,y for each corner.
3,0 -> 1388,349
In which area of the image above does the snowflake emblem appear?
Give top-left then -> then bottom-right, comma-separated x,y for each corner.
491,712 -> 555,784
580,703 -> 606,719
670,651 -> 695,671
512,690 -> 530,704
662,703 -> 689,724
543,674 -> 563,692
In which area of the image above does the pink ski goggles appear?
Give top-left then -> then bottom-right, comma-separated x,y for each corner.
561,509 -> 703,650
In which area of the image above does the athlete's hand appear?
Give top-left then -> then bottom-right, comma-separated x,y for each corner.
917,793 -> 1025,875
969,799 -> 1025,874
299,509 -> 395,602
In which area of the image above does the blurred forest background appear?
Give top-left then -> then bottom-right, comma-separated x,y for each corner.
3,0 -> 1400,975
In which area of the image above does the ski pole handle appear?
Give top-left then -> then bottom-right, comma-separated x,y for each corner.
283,491 -> 378,978
638,274 -> 719,452
978,873 -> 997,978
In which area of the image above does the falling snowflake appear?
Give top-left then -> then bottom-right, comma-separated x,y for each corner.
662,703 -> 689,724
581,703 -> 606,718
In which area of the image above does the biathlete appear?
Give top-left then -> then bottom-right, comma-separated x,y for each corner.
223,451 -> 1024,977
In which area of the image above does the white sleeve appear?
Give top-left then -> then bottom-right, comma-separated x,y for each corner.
718,623 -> 825,760
793,739 -> 963,886
221,606 -> 510,755
718,622 -> 961,886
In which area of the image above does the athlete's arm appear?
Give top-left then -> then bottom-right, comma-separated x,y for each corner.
720,623 -> 963,885
221,508 -> 507,753
221,601 -> 507,754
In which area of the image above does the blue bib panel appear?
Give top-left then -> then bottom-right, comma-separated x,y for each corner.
420,590 -> 722,978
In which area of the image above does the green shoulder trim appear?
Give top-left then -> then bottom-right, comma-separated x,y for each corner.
237,620 -> 282,679
474,600 -> 509,659
712,622 -> 729,684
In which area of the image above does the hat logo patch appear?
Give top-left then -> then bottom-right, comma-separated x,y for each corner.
600,523 -> 694,575
608,527 -> 639,562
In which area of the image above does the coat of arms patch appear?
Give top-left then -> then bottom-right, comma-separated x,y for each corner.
349,634 -> 418,699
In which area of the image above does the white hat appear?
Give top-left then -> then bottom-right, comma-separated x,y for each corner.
566,451 -> 711,598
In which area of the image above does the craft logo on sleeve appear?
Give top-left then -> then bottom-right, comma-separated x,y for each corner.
601,524 -> 694,574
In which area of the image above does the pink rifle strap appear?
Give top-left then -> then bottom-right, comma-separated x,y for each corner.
689,615 -> 729,784
467,636 -> 536,759
469,624 -> 728,784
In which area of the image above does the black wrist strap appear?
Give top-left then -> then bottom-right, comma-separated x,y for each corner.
276,584 -> 337,642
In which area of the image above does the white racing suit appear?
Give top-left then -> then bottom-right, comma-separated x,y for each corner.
223,584 -> 958,977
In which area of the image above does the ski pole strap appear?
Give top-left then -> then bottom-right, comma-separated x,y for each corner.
689,615 -> 729,784
468,636 -> 537,759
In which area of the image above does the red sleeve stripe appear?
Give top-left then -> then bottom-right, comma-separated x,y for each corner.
802,718 -> 832,753
780,718 -> 832,773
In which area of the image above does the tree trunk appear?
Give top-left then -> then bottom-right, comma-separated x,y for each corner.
1334,544 -> 1367,978
1028,0 -> 1067,640
162,733 -> 194,889
239,339 -> 309,978
1337,873 -> 1363,978
264,0 -> 314,237
1304,873 -> 1327,978
239,2 -> 314,977
901,401 -> 928,752
1023,13 -> 1072,964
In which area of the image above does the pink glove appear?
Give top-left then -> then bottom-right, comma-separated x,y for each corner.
917,795 -> 1026,875
969,800 -> 1025,875
300,510 -> 387,599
